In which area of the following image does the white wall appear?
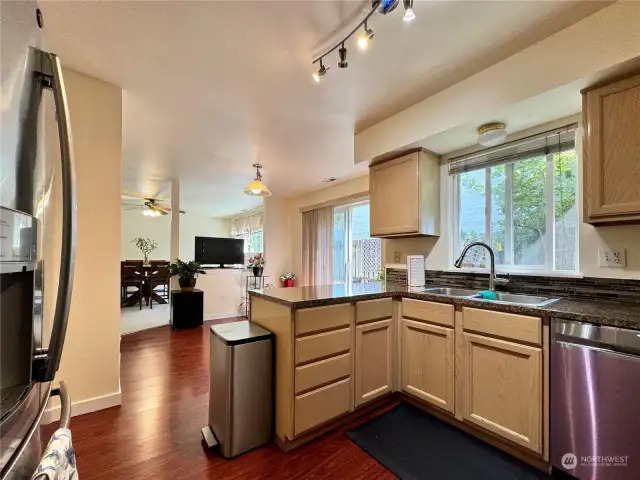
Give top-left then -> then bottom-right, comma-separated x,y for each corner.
43,69 -> 123,421
121,206 -> 171,260
179,214 -> 230,261
120,208 -> 230,262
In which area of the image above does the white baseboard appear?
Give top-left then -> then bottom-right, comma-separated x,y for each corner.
204,312 -> 240,321
40,390 -> 122,425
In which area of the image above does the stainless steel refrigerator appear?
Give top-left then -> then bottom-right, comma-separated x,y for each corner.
1,2 -> 76,478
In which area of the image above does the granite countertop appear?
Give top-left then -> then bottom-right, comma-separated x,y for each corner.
248,282 -> 640,330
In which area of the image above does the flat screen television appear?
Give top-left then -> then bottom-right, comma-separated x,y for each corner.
194,237 -> 244,266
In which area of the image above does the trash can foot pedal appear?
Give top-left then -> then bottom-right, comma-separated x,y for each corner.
201,426 -> 218,449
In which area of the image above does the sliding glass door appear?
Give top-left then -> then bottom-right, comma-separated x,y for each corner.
333,202 -> 382,285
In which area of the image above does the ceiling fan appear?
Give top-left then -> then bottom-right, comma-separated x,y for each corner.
121,194 -> 185,216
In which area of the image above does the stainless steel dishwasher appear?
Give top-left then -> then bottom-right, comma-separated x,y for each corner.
551,319 -> 640,480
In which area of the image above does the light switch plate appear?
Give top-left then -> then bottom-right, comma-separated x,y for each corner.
598,248 -> 626,268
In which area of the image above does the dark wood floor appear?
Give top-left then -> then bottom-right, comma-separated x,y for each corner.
43,319 -> 396,479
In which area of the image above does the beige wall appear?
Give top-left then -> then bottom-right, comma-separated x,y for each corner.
288,176 -> 369,283
386,118 -> 640,280
355,2 -> 640,162
44,69 -> 123,420
179,214 -> 230,261
263,195 -> 293,282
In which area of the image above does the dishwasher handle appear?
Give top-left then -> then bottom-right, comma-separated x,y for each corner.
553,319 -> 640,356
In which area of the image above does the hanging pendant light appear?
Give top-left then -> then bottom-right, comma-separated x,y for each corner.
244,163 -> 272,197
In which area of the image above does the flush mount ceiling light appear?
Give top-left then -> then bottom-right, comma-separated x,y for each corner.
403,0 -> 416,22
244,164 -> 271,197
311,0 -> 416,81
357,21 -> 375,50
312,59 -> 329,83
478,123 -> 508,147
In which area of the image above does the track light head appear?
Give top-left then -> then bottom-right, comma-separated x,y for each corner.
312,60 -> 329,83
403,0 -> 416,22
338,44 -> 348,68
357,21 -> 375,51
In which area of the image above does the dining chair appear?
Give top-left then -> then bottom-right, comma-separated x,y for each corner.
148,261 -> 170,309
121,261 -> 144,309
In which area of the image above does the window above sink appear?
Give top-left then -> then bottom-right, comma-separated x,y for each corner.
450,124 -> 578,275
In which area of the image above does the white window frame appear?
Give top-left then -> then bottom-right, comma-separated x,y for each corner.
453,152 -> 579,275
235,229 -> 263,256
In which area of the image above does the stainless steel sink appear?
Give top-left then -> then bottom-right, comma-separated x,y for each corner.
421,286 -> 559,307
484,292 -> 559,307
422,287 -> 480,297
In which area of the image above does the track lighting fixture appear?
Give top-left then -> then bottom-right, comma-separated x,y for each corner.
311,0 -> 417,80
403,0 -> 416,22
357,21 -> 375,50
338,44 -> 348,68
312,59 -> 329,83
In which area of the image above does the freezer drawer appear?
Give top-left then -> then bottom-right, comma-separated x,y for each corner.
551,320 -> 640,480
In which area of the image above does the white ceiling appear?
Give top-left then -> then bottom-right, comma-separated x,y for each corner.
40,1 -> 607,217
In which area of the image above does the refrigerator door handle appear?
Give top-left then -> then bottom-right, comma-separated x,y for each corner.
32,50 -> 77,382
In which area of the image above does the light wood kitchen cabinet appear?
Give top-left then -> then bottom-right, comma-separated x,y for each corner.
583,73 -> 640,224
460,331 -> 542,453
354,318 -> 393,406
401,319 -> 455,413
369,150 -> 440,237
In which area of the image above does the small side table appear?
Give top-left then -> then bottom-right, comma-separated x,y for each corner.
171,289 -> 204,329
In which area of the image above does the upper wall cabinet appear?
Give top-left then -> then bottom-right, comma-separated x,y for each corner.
583,73 -> 640,224
369,150 -> 440,237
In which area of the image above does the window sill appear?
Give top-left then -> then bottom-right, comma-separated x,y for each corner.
445,267 -> 583,279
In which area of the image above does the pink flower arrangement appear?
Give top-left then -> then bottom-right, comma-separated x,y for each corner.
247,253 -> 266,267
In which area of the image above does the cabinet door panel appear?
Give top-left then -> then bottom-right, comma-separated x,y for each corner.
355,319 -> 393,406
461,332 -> 542,453
370,154 -> 420,236
585,74 -> 640,220
401,319 -> 454,413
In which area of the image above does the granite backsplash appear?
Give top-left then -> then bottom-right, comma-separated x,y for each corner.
386,268 -> 640,304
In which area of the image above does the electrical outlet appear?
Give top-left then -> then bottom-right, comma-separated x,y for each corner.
598,248 -> 627,268
394,251 -> 401,263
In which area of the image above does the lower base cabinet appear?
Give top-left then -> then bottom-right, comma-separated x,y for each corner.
401,319 -> 455,413
294,377 -> 352,436
461,332 -> 542,453
355,319 -> 393,406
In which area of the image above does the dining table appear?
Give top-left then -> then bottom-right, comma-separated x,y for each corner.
122,264 -> 169,308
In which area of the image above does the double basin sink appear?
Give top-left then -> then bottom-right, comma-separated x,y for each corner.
421,287 -> 559,307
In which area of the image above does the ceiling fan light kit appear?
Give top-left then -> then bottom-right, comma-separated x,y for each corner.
244,164 -> 272,197
478,122 -> 508,147
311,0 -> 416,82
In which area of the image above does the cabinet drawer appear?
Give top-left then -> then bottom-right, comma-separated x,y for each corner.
295,304 -> 352,336
295,328 -> 351,365
294,377 -> 351,436
295,353 -> 351,394
356,298 -> 393,324
462,307 -> 541,345
402,299 -> 454,327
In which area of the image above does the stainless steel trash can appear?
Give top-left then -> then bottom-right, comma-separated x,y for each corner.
201,321 -> 274,458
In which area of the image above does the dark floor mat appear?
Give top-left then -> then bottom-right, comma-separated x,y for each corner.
346,404 -> 551,480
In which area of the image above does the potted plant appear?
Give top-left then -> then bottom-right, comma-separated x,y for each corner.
248,253 -> 266,277
169,259 -> 206,290
280,272 -> 296,288
131,237 -> 158,265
